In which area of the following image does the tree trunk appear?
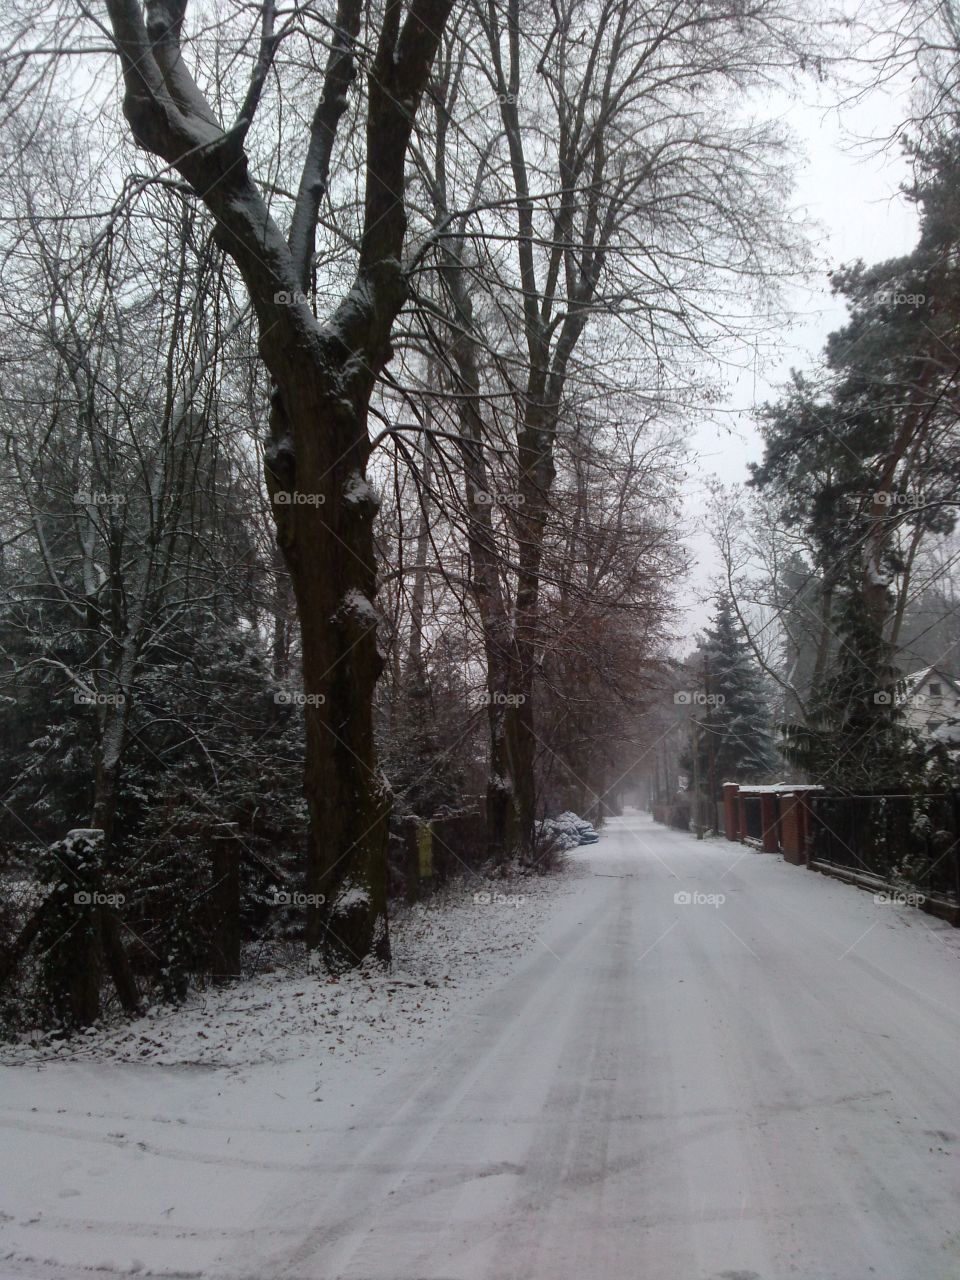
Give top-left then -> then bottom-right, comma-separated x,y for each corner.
69,920 -> 103,1028
89,760 -> 142,1014
485,655 -> 520,861
437,255 -> 525,861
271,543 -> 293,681
100,907 -> 142,1014
266,362 -> 390,969
104,0 -> 455,968
91,751 -> 121,849
406,406 -> 434,677
507,404 -> 555,857
210,833 -> 242,981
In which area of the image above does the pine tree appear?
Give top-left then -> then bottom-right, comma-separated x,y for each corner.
689,596 -> 780,797
779,581 -> 926,792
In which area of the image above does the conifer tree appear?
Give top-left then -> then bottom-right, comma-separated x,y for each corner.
689,596 -> 780,798
779,580 -> 925,791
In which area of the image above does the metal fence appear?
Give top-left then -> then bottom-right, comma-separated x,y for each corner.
806,792 -> 960,904
742,796 -> 764,842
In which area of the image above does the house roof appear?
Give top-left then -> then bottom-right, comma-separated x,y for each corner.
900,667 -> 960,701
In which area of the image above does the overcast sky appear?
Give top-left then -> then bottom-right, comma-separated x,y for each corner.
681,77 -> 919,639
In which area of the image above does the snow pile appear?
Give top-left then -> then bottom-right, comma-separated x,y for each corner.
538,810 -> 600,851
2,869 -> 573,1070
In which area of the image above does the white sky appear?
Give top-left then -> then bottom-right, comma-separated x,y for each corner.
681,78 -> 919,639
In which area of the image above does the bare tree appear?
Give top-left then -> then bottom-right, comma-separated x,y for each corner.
412,0 -> 809,854
89,0 -> 457,967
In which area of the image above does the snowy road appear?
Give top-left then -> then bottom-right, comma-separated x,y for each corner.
3,812 -> 960,1280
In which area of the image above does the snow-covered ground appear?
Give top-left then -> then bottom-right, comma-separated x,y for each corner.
2,813 -> 960,1280
2,873 -> 572,1071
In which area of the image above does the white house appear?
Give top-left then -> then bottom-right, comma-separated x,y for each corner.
898,667 -> 960,741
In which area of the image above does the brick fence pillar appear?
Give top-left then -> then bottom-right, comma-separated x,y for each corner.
778,793 -> 804,864
760,794 -> 779,852
798,793 -> 816,868
722,783 -> 740,841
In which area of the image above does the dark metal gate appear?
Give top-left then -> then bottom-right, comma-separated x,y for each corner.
806,792 -> 960,904
742,796 -> 763,842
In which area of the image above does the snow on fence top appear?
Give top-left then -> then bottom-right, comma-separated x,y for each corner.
725,783 -> 824,794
